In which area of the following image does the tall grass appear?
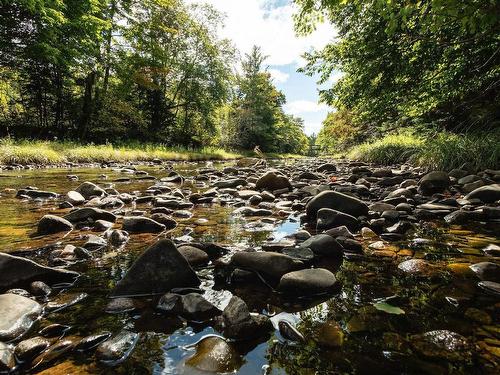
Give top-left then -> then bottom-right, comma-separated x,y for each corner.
0,138 -> 242,165
346,131 -> 500,170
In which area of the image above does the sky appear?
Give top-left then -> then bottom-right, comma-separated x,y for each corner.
186,0 -> 339,135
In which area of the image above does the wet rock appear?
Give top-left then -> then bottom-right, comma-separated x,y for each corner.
150,213 -> 177,229
105,297 -> 138,313
369,202 -> 396,213
76,181 -> 107,199
0,341 -> 15,372
111,239 -> 200,297
185,336 -> 242,373
478,281 -> 500,296
157,293 -> 220,321
299,234 -> 344,258
297,171 -> 320,180
29,281 -> 51,296
231,251 -> 302,280
46,292 -> 88,312
108,229 -> 129,247
464,184 -> 500,203
278,268 -> 338,295
398,259 -> 436,277
172,210 -> 193,219
255,171 -> 291,191
39,324 -> 71,338
316,208 -> 359,231
418,171 -> 450,195
469,262 -> 500,282
122,216 -> 165,233
444,210 -> 483,224
316,163 -> 336,173
411,330 -> 471,361
306,190 -> 368,220
37,214 -> 73,235
178,245 -> 209,267
30,337 -> 77,371
0,293 -> 42,341
278,321 -> 304,342
315,321 -> 344,348
0,253 -> 79,289
234,207 -> 273,217
16,189 -> 58,200
64,207 -> 116,223
213,178 -> 247,189
324,225 -> 354,239
220,296 -> 272,340
96,330 -> 139,365
281,247 -> 315,261
76,332 -> 112,352
65,191 -> 85,205
14,336 -> 50,362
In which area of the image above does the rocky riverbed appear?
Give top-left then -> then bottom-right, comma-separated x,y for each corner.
0,158 -> 498,374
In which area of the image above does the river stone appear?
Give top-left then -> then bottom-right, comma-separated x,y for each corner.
221,296 -> 272,340
65,191 -> 85,205
0,293 -> 42,341
76,181 -> 107,199
231,251 -> 302,280
306,190 -> 368,220
0,341 -> 15,373
96,330 -> 139,365
213,178 -> 247,189
464,184 -> 500,203
299,234 -> 344,258
398,259 -> 436,277
315,321 -> 344,348
157,293 -> 220,321
111,239 -> 200,297
178,245 -> 209,266
108,229 -> 129,247
0,253 -> 79,289
469,262 -> 500,282
16,189 -> 58,199
76,332 -> 112,352
411,330 -> 471,361
316,163 -> 336,173
278,268 -> 338,295
478,281 -> 500,296
255,171 -> 292,191
14,336 -> 50,362
418,171 -> 450,195
316,208 -> 359,231
64,207 -> 116,223
150,213 -> 177,229
185,336 -> 242,373
122,216 -> 165,233
37,214 -> 73,235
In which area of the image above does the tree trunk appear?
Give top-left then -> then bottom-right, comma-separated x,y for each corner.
79,71 -> 96,140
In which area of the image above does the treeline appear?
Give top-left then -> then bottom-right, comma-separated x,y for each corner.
0,0 -> 308,154
294,0 -> 500,151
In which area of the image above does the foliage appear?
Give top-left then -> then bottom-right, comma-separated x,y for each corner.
316,109 -> 360,152
294,0 -> 500,134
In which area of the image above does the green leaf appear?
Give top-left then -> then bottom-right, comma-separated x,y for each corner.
373,302 -> 405,315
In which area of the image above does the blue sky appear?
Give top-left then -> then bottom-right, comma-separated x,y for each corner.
187,0 -> 339,135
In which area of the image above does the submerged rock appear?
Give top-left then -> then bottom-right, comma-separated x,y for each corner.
96,330 -> 139,365
231,251 -> 302,280
0,293 -> 42,341
111,239 -> 200,297
37,214 -> 73,235
278,268 -> 338,295
185,336 -> 242,373
411,330 -> 471,361
178,245 -> 209,267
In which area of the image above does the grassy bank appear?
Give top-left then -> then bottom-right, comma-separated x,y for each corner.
0,139 -> 243,165
346,131 -> 500,170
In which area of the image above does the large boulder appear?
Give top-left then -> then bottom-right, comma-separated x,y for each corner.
418,171 -> 450,195
122,216 -> 165,233
75,181 -> 107,200
464,184 -> 500,203
255,171 -> 292,191
37,215 -> 73,235
111,239 -> 200,297
278,268 -> 338,295
231,251 -> 302,280
316,208 -> 359,231
306,190 -> 368,220
0,293 -> 42,341
0,253 -> 79,289
64,207 -> 116,223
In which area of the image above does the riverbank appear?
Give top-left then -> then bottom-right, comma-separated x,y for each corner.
345,132 -> 500,171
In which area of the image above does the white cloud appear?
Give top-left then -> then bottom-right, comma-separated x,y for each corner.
268,68 -> 289,83
186,0 -> 335,66
284,100 -> 329,115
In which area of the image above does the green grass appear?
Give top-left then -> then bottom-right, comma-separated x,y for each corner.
345,131 -> 500,170
0,139 -> 242,165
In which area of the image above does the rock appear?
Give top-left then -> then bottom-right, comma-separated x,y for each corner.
237,157 -> 260,167
0,293 -> 42,341
16,189 -> 58,199
96,330 -> 139,365
278,268 -> 338,295
111,239 -> 200,297
299,234 -> 343,258
213,178 -> 247,189
231,251 -> 302,280
30,281 -> 51,296
30,337 -> 77,370
0,341 -> 15,373
178,245 -> 209,267
316,163 -> 336,173
157,293 -> 220,321
76,332 -> 112,352
37,214 -> 73,235
65,191 -> 85,205
150,213 -> 177,229
105,298 -> 138,313
306,190 -> 368,220
64,207 -> 116,223
255,171 -> 291,191
411,330 -> 471,361
0,253 -> 79,289
316,208 -> 359,231
369,202 -> 396,213
398,259 -> 436,277
108,229 -> 129,247
45,292 -> 87,312
315,321 -> 344,348
220,296 -> 272,340
122,216 -> 165,233
464,184 -> 500,203
281,247 -> 315,261
297,171 -> 320,180
418,171 -> 450,195
185,336 -> 241,373
39,323 -> 71,338
469,262 -> 500,282
14,336 -> 50,362
76,181 -> 107,199
478,281 -> 500,296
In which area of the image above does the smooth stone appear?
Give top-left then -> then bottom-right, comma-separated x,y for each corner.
76,332 -> 112,352
306,190 -> 368,219
150,213 -> 177,229
45,292 -> 88,312
469,262 -> 500,282
231,251 -> 302,280
65,191 -> 85,205
122,216 -> 165,233
278,268 -> 338,295
37,215 -> 73,235
0,293 -> 42,341
185,336 -> 242,373
316,163 -> 336,173
0,342 -> 15,372
418,171 -> 450,195
157,293 -> 220,321
316,208 -> 359,231
108,229 -> 129,247
16,189 -> 58,199
29,281 -> 51,296
178,246 -> 209,266
299,234 -> 343,258
96,330 -> 139,365
30,337 -> 77,371
255,171 -> 291,191
220,296 -> 272,340
111,239 -> 200,297
281,247 -> 315,261
464,184 -> 500,203
212,178 -> 247,189
14,336 -> 50,362
64,207 -> 116,223
39,323 -> 71,338
76,181 -> 107,199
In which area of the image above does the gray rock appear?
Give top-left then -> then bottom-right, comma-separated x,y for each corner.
150,213 -> 177,229
0,293 -> 42,341
96,330 -> 139,365
231,251 -> 302,280
14,336 -> 50,362
76,181 -> 107,199
255,171 -> 291,191
16,189 -> 58,199
464,184 -> 500,203
316,163 -> 336,173
157,293 -> 220,321
64,207 -> 116,223
306,190 -> 368,220
469,262 -> 500,282
316,208 -> 359,231
111,239 -> 200,297
213,178 -> 247,189
278,268 -> 338,295
122,216 -> 165,233
37,214 -> 73,235
108,229 -> 129,247
76,332 -> 112,352
0,341 -> 15,373
178,245 -> 209,266
299,234 -> 343,258
418,171 -> 450,195
220,296 -> 272,340
65,190 -> 85,205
